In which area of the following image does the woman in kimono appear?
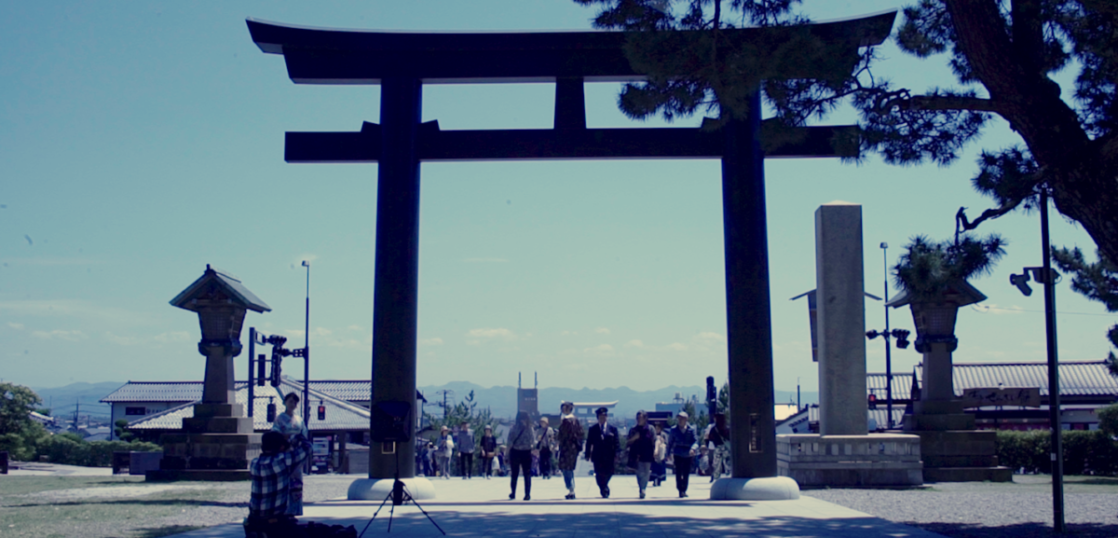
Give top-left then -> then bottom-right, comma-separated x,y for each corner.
271,392 -> 308,516
556,401 -> 584,500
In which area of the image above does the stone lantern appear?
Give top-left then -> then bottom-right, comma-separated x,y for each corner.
886,279 -> 1010,482
886,280 -> 985,403
147,265 -> 271,481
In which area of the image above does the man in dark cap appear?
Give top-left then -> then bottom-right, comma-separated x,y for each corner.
245,431 -> 311,536
584,406 -> 619,498
666,410 -> 698,498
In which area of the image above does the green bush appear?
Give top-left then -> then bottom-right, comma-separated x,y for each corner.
1098,403 -> 1118,437
996,429 -> 1118,476
36,435 -> 159,467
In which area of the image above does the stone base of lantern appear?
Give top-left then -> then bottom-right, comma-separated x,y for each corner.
904,400 -> 1012,483
777,434 -> 924,487
146,403 -> 261,482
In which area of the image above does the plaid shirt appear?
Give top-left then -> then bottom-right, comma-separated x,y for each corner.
249,434 -> 311,518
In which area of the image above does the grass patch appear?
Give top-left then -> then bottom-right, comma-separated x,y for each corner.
0,475 -> 144,496
0,477 -> 239,538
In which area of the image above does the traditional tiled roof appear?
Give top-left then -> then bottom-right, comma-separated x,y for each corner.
867,360 -> 1118,400
126,379 -> 370,432
101,380 -> 374,404
309,381 -> 370,402
101,381 -> 209,403
866,372 -> 914,399
951,360 -> 1118,397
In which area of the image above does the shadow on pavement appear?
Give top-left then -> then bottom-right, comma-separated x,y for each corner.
312,510 -> 943,538
907,521 -> 1118,538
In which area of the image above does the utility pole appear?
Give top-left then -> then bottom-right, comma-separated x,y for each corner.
1041,190 -> 1065,534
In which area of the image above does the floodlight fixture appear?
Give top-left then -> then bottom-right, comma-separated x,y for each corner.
1010,272 -> 1033,296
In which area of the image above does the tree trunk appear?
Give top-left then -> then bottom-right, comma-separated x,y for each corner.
946,0 -> 1118,263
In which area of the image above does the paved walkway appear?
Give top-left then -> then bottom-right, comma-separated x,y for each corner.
171,475 -> 945,538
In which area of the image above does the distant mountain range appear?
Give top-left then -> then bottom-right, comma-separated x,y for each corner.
24,380 -> 818,422
29,381 -> 121,421
418,381 -> 817,419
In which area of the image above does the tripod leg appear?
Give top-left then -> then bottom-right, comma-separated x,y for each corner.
387,496 -> 397,533
401,490 -> 447,536
358,491 -> 395,538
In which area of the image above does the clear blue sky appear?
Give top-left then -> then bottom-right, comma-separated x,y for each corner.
2,1 -> 1113,394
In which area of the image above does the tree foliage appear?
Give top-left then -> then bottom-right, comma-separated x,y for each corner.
420,390 -> 502,443
893,234 -> 1007,301
0,382 -> 46,461
574,1 -> 1118,349
1053,246 -> 1118,375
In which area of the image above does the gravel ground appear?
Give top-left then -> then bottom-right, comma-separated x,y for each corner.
807,477 -> 1118,538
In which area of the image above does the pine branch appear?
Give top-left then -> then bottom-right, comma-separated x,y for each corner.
955,200 -> 1024,235
900,95 -> 1005,113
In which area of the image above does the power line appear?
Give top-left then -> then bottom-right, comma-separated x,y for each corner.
970,305 -> 1118,317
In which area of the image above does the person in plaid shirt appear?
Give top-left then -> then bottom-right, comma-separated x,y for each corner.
246,430 -> 312,534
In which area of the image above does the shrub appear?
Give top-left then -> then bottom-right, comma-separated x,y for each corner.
1098,403 -> 1118,437
36,435 -> 159,467
996,429 -> 1118,476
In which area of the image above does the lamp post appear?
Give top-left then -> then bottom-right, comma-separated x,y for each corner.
864,242 -> 912,429
1008,189 -> 1064,534
301,260 -> 311,439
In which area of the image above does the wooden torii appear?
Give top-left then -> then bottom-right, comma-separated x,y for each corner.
247,11 -> 895,499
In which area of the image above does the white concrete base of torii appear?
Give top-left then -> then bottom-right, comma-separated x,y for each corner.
710,476 -> 801,500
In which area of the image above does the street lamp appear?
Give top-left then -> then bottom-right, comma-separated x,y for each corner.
864,242 -> 912,429
1009,189 -> 1064,534
301,260 -> 311,438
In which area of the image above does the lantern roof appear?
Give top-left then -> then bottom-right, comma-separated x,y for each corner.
885,279 -> 986,309
170,265 -> 272,313
789,289 -> 883,302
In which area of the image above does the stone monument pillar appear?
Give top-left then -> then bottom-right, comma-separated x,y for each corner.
775,203 -> 923,487
815,202 -> 867,435
147,265 -> 271,481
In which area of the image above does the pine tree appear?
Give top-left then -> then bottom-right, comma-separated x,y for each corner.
576,0 -> 1118,357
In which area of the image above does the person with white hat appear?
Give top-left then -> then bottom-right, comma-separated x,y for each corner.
479,425 -> 498,480
666,411 -> 698,498
436,425 -> 454,479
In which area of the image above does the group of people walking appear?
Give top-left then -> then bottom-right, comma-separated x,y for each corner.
243,392 -> 730,535
506,403 -> 727,501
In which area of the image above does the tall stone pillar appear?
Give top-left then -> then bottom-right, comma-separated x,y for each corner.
710,92 -> 800,501
348,77 -> 435,500
921,343 -> 955,402
815,202 -> 867,435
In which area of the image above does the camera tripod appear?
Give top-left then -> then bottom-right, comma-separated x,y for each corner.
358,444 -> 445,536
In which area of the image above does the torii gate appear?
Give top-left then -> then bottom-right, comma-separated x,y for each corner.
247,11 -> 895,500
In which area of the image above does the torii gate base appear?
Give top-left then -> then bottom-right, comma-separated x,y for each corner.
246,12 -> 896,502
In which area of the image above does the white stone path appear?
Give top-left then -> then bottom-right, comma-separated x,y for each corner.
172,476 -> 946,538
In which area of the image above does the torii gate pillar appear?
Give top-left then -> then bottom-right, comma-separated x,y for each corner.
710,96 -> 800,501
